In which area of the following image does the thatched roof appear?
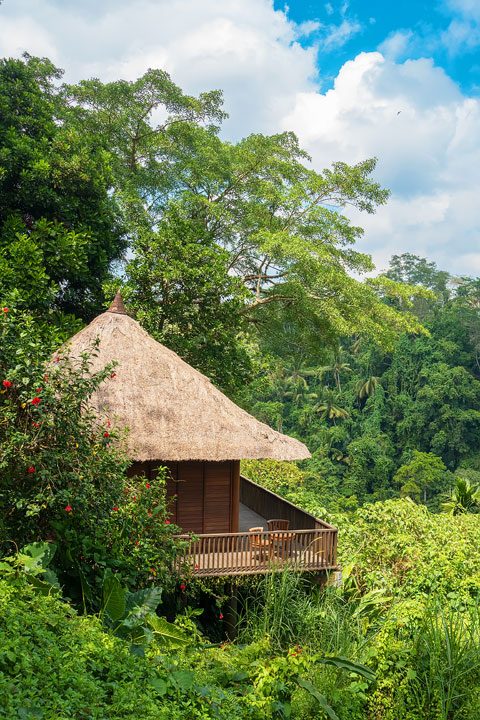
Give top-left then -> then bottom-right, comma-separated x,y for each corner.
63,294 -> 311,462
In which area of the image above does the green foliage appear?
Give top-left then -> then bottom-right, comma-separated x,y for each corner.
63,65 -> 430,388
443,474 -> 480,514
339,498 -> 480,602
242,459 -> 305,495
241,254 -> 480,510
100,570 -> 187,652
0,575 -> 241,719
0,573 -> 374,720
407,604 -> 480,720
0,55 -> 125,318
1,541 -> 60,593
0,307 -> 180,607
112,214 -> 251,393
394,450 -> 452,507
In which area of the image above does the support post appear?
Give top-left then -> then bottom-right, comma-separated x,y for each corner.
224,583 -> 238,640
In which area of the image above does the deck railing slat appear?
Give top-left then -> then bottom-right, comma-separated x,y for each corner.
174,527 -> 338,577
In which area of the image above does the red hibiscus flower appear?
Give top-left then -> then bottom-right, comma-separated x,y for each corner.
65,505 -> 73,513
103,431 -> 110,438
164,519 -> 171,525
179,583 -> 186,592
31,396 -> 41,406
27,466 -> 35,474
145,482 -> 151,489
112,506 -> 119,512
2,380 -> 12,388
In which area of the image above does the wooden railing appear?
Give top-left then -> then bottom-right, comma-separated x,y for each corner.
175,527 -> 338,577
240,474 -> 335,531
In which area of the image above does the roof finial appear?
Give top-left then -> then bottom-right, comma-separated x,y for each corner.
108,290 -> 127,315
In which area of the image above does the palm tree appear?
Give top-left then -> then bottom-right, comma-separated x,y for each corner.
318,347 -> 352,391
442,476 -> 480,515
356,376 -> 380,400
315,388 -> 350,423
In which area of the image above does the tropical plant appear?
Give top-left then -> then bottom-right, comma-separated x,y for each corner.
356,376 -> 380,400
442,475 -> 480,515
315,389 -> 350,423
100,570 -> 188,653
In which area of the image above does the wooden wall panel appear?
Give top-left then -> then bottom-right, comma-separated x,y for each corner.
129,460 -> 238,534
176,461 -> 204,533
231,461 -> 240,533
204,461 -> 232,534
127,461 -> 148,479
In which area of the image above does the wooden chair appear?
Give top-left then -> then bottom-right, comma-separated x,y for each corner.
267,519 -> 290,531
248,527 -> 272,561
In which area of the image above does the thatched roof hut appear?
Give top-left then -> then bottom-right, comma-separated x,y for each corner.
65,293 -> 310,463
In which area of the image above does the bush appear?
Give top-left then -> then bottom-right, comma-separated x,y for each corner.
0,307 -> 181,607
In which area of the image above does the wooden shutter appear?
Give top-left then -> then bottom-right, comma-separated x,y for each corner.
203,461 -> 232,534
176,462 -> 204,533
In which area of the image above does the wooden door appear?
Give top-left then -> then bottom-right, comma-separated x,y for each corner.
203,461 -> 232,534
176,461 -> 204,533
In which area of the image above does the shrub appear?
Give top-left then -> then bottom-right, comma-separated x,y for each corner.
0,307 -> 180,606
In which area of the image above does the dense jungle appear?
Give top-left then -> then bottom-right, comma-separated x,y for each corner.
1,55 -> 480,720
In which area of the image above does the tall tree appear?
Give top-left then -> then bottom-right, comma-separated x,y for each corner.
0,55 -> 125,318
68,71 -> 427,384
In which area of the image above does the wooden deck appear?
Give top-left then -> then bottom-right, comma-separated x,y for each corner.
175,527 -> 337,577
174,476 -> 338,577
239,503 -> 266,531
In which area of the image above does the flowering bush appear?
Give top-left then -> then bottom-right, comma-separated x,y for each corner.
0,307 -> 181,606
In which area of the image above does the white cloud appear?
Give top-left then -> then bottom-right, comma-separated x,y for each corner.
441,19 -> 480,54
0,14 -> 58,59
282,52 -> 480,274
0,0 -> 479,275
445,0 -> 480,22
441,0 -> 480,54
378,30 -> 414,60
0,0 -> 319,138
322,19 -> 362,50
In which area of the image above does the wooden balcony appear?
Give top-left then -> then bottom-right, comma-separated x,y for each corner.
175,475 -> 338,577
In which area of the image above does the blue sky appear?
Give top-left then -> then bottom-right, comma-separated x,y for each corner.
0,0 -> 479,275
275,0 -> 480,94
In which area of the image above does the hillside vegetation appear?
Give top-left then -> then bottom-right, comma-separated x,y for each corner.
1,55 -> 480,720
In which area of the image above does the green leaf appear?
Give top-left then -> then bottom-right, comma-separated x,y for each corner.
150,677 -> 168,696
170,669 -> 194,692
16,542 -> 57,578
125,586 -> 162,614
318,656 -> 376,682
297,678 -> 340,720
147,614 -> 189,649
102,571 -> 126,622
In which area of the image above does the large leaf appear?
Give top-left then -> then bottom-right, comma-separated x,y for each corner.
318,656 -> 376,682
297,678 -> 339,720
18,542 -> 57,576
170,669 -> 194,692
147,614 -> 189,649
125,586 -> 162,615
102,571 -> 126,622
150,677 -> 168,696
